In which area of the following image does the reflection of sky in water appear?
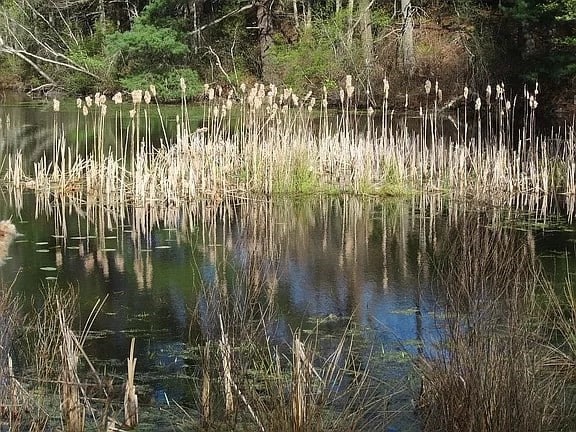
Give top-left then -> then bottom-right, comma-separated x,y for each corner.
0,193 -> 560,426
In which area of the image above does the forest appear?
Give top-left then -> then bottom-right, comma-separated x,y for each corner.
0,0 -> 575,115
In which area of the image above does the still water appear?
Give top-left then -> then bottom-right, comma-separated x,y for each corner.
2,96 -> 576,429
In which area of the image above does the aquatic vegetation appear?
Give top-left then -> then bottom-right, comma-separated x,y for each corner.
3,77 -> 574,216
417,216 -> 572,431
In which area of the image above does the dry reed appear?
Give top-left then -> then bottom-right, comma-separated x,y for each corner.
4,77 -> 575,220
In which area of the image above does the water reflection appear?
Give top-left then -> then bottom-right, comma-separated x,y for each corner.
0,191 -> 572,416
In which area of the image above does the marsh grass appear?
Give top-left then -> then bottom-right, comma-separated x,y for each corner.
417,215 -> 571,431
185,227 -> 397,431
4,78 -> 575,216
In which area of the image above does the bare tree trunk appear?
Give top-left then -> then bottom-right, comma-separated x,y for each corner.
358,0 -> 373,65
400,0 -> 415,77
256,0 -> 273,82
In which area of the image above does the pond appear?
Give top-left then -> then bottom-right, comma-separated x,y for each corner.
1,95 -> 575,431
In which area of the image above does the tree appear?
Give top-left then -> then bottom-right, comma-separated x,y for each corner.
399,0 -> 415,77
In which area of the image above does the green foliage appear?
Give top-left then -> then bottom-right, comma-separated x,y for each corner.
120,68 -> 203,101
106,22 -> 189,75
268,11 -> 352,91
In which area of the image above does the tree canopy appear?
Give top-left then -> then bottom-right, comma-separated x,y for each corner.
0,0 -> 575,111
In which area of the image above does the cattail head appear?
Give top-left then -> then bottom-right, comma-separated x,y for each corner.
464,86 -> 469,100
112,92 -> 123,104
101,103 -> 107,116
85,95 -> 93,107
486,85 -> 492,102
435,80 -> 439,95
53,99 -> 60,112
82,104 -> 89,116
240,83 -> 246,94
144,90 -> 151,104
291,93 -> 299,107
99,94 -> 107,106
129,109 -> 136,118
529,95 -> 538,109
309,97 -> 316,109
149,85 -> 157,98
131,89 -> 143,104
95,92 -> 101,106
217,85 -> 223,98
345,75 -> 352,89
208,88 -> 215,101
339,88 -> 345,105
425,80 -> 431,95
535,81 -> 539,96
438,89 -> 443,103
76,98 -> 82,109
475,97 -> 481,111
383,78 -> 390,100
419,105 -> 423,117
405,92 -> 408,108
180,77 -> 187,93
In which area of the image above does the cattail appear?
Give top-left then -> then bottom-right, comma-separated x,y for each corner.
101,103 -> 107,116
496,84 -> 502,100
486,85 -> 492,103
309,97 -> 316,109
85,96 -> 93,107
76,98 -> 82,109
131,89 -> 143,104
339,88 -> 345,105
226,98 -> 233,110
529,95 -> 538,109
345,75 -> 352,89
129,109 -> 136,119
464,86 -> 469,100
112,92 -> 123,104
475,97 -> 481,111
208,88 -> 215,101
405,92 -> 408,108
212,106 -> 219,117
291,93 -> 299,107
346,85 -> 354,99
438,89 -> 443,103
240,83 -> 246,93
217,85 -> 223,98
535,81 -> 539,96
95,92 -> 101,106
419,105 -> 423,117
99,94 -> 107,106
383,78 -> 390,100
435,80 -> 439,95
144,90 -> 151,105
82,104 -> 89,116
180,77 -> 187,93
505,100 -> 511,111
53,99 -> 60,112
425,80 -> 431,95
149,85 -> 157,98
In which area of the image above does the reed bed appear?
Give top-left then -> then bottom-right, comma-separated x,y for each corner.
417,215 -> 572,432
3,77 -> 574,212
